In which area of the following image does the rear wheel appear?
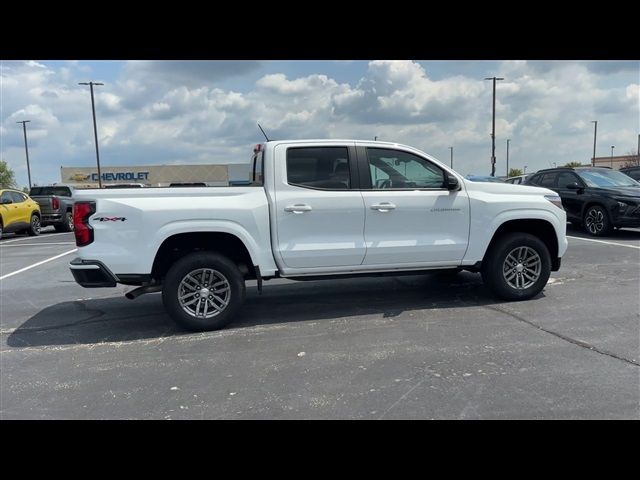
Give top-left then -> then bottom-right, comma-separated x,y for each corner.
162,252 -> 245,331
481,232 -> 551,301
583,205 -> 612,236
55,212 -> 74,232
27,214 -> 41,236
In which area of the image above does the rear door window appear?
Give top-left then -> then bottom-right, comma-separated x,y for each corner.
286,147 -> 351,190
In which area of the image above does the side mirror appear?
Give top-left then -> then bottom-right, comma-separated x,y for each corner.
566,182 -> 582,190
446,175 -> 459,190
1,198 -> 13,205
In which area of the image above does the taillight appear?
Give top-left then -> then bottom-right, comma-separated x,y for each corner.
51,197 -> 60,210
73,201 -> 96,247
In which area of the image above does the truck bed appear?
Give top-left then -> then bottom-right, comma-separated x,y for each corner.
72,186 -> 278,276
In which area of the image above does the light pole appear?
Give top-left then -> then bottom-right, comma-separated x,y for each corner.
485,76 -> 504,177
79,81 -> 104,188
591,121 -> 597,166
610,145 -> 615,168
449,146 -> 453,168
506,139 -> 510,177
16,120 -> 32,189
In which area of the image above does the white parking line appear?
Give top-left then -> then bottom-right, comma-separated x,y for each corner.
0,232 -> 73,245
0,242 -> 75,247
0,249 -> 77,280
567,235 -> 640,250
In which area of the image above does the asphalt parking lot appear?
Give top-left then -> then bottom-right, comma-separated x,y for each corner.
1,226 -> 638,419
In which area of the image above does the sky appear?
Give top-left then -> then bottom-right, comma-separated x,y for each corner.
1,60 -> 638,187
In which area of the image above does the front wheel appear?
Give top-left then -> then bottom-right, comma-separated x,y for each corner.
583,205 -> 612,236
481,232 -> 551,301
162,252 -> 246,331
27,214 -> 41,236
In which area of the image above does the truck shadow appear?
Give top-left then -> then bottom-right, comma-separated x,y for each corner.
6,272 -> 545,348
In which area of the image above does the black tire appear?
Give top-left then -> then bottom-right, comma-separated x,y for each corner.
27,214 -> 41,236
583,205 -> 612,237
0,221 -> 3,240
481,232 -> 551,301
55,212 -> 74,232
162,252 -> 245,331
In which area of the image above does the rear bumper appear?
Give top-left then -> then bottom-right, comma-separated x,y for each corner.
69,258 -> 117,287
41,213 -> 63,225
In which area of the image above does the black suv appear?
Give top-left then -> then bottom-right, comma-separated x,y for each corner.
525,167 -> 640,236
620,165 -> 640,181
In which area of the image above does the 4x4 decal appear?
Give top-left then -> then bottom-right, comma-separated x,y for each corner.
95,217 -> 126,222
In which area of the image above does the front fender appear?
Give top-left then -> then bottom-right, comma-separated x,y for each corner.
463,208 -> 567,265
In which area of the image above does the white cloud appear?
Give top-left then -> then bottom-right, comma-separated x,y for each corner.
1,59 -> 638,187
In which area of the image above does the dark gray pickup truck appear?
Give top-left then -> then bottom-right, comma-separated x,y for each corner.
29,185 -> 75,232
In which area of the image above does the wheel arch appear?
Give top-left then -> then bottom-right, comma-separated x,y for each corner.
151,231 -> 257,282
483,218 -> 559,269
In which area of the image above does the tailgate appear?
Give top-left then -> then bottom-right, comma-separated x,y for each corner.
32,196 -> 55,214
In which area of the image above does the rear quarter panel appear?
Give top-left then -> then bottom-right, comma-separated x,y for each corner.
73,187 -> 278,277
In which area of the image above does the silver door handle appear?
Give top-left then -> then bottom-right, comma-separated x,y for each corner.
370,203 -> 396,212
284,204 -> 312,214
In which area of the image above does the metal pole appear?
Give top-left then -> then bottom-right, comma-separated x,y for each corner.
485,77 -> 503,176
16,120 -> 32,189
610,145 -> 614,168
591,121 -> 597,167
79,81 -> 104,188
637,133 -> 639,165
506,139 -> 510,177
449,146 -> 453,168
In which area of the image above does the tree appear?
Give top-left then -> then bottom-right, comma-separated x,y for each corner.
622,150 -> 640,168
508,168 -> 523,177
0,160 -> 17,188
564,161 -> 583,168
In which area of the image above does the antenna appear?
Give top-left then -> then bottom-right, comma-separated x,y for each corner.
257,123 -> 270,142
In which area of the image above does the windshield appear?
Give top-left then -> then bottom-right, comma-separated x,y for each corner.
577,170 -> 640,188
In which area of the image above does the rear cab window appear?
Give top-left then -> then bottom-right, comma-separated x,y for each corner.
29,186 -> 72,197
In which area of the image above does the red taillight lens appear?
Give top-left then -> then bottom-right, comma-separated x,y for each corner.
73,201 -> 96,247
51,197 -> 60,210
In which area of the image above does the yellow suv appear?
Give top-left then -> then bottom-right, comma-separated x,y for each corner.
0,189 -> 42,239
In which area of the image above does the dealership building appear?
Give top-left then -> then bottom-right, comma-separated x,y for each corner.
591,154 -> 639,170
60,163 -> 252,188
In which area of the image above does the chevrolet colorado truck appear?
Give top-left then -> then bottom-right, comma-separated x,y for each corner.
69,140 -> 568,331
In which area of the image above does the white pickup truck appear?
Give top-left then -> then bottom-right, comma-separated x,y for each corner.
70,140 -> 568,331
